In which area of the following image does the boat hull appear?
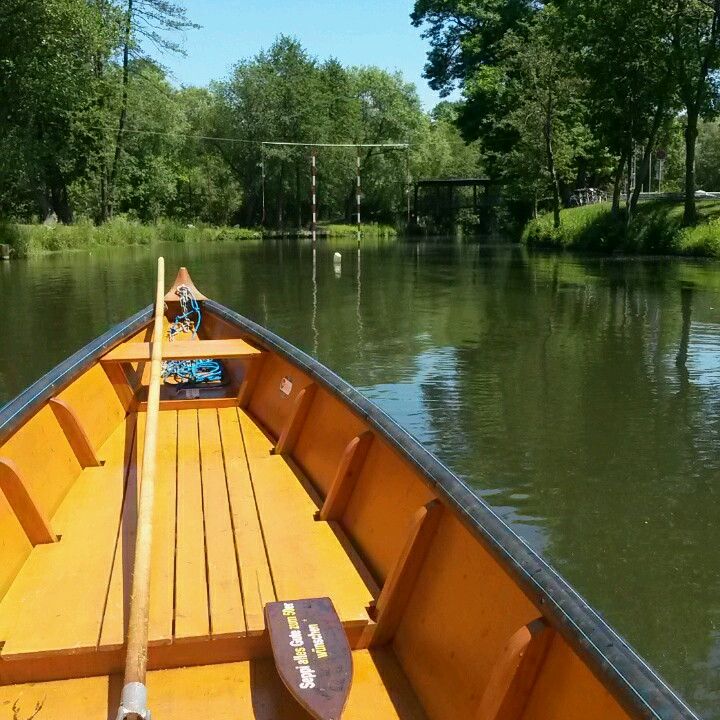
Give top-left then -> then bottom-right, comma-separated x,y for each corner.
0,293 -> 698,720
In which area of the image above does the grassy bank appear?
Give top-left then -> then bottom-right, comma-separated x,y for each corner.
0,219 -> 262,257
522,199 -> 720,257
321,223 -> 397,238
0,219 -> 397,257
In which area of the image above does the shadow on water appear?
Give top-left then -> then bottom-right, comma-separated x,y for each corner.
2,238 -> 720,715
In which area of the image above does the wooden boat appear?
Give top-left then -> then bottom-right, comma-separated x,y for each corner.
0,260 -> 698,720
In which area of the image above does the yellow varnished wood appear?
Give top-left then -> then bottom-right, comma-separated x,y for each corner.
0,458 -> 56,545
393,512 -> 542,720
0,421 -> 132,660
217,407 -> 275,633
369,500 -> 443,647
102,338 -> 260,363
58,362 -> 127,451
197,408 -> 245,639
248,353 -> 314,439
175,409 -> 210,641
318,432 -> 374,522
0,648 -> 427,719
475,618 -> 553,720
49,397 -> 102,468
237,353 -> 268,408
341,438 -> 435,585
274,383 -> 317,456
99,413 -> 144,651
238,410 -> 372,626
164,266 -> 208,302
102,362 -> 135,412
101,412 -> 178,649
520,635 -> 630,720
0,489 -> 32,600
0,403 -> 81,521
293,388 -> 369,497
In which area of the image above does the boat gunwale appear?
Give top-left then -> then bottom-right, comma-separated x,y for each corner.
205,299 -> 700,720
0,305 -> 153,446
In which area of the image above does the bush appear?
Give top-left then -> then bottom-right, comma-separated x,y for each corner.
522,199 -> 720,257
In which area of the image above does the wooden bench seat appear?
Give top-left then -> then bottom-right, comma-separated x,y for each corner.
101,338 -> 260,363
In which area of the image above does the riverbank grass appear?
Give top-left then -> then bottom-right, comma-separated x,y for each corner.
0,219 -> 263,257
522,199 -> 720,257
0,219 -> 398,257
321,222 -> 397,238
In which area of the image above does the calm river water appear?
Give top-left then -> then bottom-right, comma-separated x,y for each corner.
1,238 -> 719,716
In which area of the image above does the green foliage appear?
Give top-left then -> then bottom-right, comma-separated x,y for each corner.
0,0 -> 117,223
1,219 -> 263,257
1,13 -> 484,233
412,0 -> 720,229
211,37 -> 435,227
523,199 -> 720,257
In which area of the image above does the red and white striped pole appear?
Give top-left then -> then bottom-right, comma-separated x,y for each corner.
356,151 -> 362,246
311,149 -> 317,241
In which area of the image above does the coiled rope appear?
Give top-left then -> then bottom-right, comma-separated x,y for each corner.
162,284 -> 226,388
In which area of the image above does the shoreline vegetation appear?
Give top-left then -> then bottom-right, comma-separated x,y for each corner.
522,200 -> 720,258
0,220 -> 397,258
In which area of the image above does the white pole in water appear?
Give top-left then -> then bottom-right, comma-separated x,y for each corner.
311,149 -> 317,243
356,151 -> 362,247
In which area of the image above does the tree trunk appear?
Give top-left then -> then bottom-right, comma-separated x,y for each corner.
625,134 -> 634,230
611,151 -> 627,217
630,103 -> 666,213
48,170 -> 73,224
277,162 -> 285,228
99,162 -> 108,223
543,97 -> 561,230
683,108 -> 699,226
108,0 -> 133,220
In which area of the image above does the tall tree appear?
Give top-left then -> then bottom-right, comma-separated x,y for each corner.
0,0 -> 113,222
563,0 -> 676,218
670,0 -> 720,225
502,12 -> 589,228
105,0 -> 197,219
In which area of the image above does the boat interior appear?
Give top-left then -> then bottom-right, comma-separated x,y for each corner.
0,276 -> 663,719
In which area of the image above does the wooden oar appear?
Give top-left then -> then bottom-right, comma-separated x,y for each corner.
117,257 -> 165,720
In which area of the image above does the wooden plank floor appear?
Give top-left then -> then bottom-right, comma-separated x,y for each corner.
0,649 -> 427,719
0,405 -> 373,670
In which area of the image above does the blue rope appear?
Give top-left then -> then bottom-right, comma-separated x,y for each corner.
162,359 -> 224,385
163,285 -> 225,387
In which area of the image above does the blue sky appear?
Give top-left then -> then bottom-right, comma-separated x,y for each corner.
160,0 -> 450,110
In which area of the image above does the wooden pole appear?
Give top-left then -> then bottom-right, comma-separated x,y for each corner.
117,257 -> 165,720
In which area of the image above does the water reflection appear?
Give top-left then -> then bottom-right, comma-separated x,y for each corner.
1,241 -> 720,715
